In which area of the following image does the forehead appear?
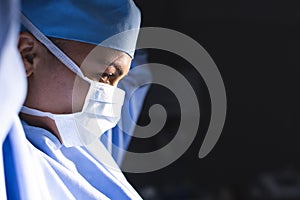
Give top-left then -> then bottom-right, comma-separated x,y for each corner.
53,38 -> 131,63
53,38 -> 132,73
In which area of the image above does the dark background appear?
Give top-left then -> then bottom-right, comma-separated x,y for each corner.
123,1 -> 300,199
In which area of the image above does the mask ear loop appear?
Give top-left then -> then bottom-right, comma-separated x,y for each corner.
20,106 -> 55,120
20,12 -> 86,80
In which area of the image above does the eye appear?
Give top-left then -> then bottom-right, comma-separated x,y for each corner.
97,72 -> 117,83
99,72 -> 116,78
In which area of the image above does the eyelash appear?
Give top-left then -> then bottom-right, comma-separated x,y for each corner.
96,72 -> 116,79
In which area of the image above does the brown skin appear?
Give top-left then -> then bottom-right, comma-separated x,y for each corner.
18,32 -> 131,143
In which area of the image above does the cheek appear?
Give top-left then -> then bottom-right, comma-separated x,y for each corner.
40,59 -> 78,112
71,76 -> 90,112
51,64 -> 75,95
49,73 -> 75,113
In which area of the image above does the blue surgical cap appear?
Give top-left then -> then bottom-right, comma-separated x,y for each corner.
21,0 -> 141,58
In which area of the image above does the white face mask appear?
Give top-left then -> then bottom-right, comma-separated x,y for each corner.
21,81 -> 125,147
20,14 -> 125,147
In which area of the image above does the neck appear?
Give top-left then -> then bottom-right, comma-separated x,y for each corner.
20,113 -> 62,143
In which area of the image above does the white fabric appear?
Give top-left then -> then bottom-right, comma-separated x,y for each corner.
22,120 -> 142,199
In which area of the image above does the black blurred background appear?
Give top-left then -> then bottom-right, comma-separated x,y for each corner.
123,1 -> 300,199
